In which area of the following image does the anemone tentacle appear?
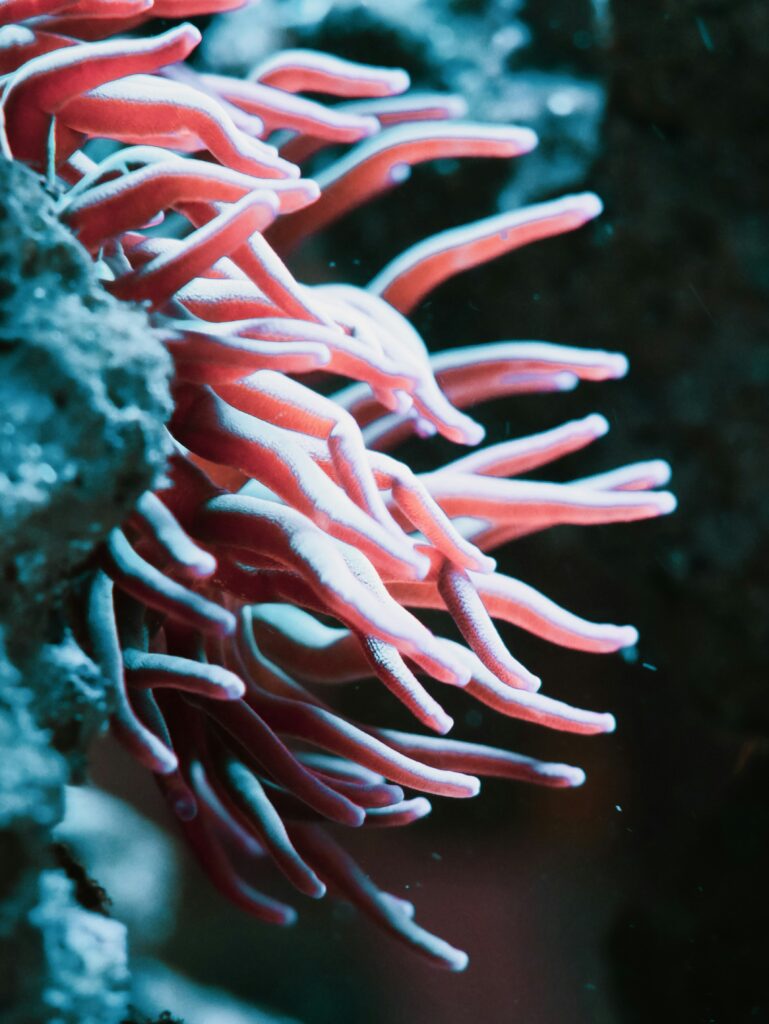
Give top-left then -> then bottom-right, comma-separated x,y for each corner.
3,0 -> 675,970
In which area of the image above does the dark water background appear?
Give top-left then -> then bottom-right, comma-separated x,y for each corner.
89,1 -> 769,1021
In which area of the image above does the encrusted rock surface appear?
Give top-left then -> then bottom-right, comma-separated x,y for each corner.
0,159 -> 171,617
0,158 -> 172,1023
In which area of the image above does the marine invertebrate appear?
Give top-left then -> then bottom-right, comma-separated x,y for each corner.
1,0 -> 675,971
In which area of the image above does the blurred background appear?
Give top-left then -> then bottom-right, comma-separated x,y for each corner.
63,1 -> 769,1021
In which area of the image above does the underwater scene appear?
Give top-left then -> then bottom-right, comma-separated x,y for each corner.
0,0 -> 766,1022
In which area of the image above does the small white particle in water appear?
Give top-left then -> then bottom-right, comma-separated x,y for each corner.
615,804 -> 622,813
641,662 -> 658,672
389,162 -> 410,185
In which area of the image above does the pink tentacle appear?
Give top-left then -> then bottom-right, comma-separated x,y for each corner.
179,812 -> 297,925
423,472 -> 677,529
166,326 -> 331,383
2,24 -> 200,166
437,561 -> 541,692
203,72 -> 378,143
124,648 -> 245,700
369,449 -> 495,573
377,728 -> 587,788
438,413 -> 609,478
363,796 -> 432,828
290,825 -> 469,971
103,528 -> 236,637
214,370 -> 406,534
441,642 -> 617,735
127,490 -> 217,580
357,633 -> 454,734
0,0 -> 74,24
252,49 -> 410,99
205,752 -> 327,898
279,91 -> 467,165
270,122 -> 537,252
195,697 -> 366,827
86,572 -> 178,774
0,28 -> 74,77
249,604 -> 367,684
245,688 -> 480,799
64,159 -> 272,250
575,459 -> 673,492
60,75 -> 298,178
369,192 -> 604,314
109,192 -> 278,307
173,392 -> 428,581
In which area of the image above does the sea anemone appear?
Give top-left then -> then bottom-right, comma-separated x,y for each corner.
0,0 -> 676,970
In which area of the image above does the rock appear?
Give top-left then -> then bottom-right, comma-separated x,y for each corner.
0,160 -> 172,1020
0,160 -> 171,617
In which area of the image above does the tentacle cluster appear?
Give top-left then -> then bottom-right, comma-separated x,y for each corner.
1,0 -> 675,970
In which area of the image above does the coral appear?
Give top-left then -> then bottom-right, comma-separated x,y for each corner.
1,0 -> 675,973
